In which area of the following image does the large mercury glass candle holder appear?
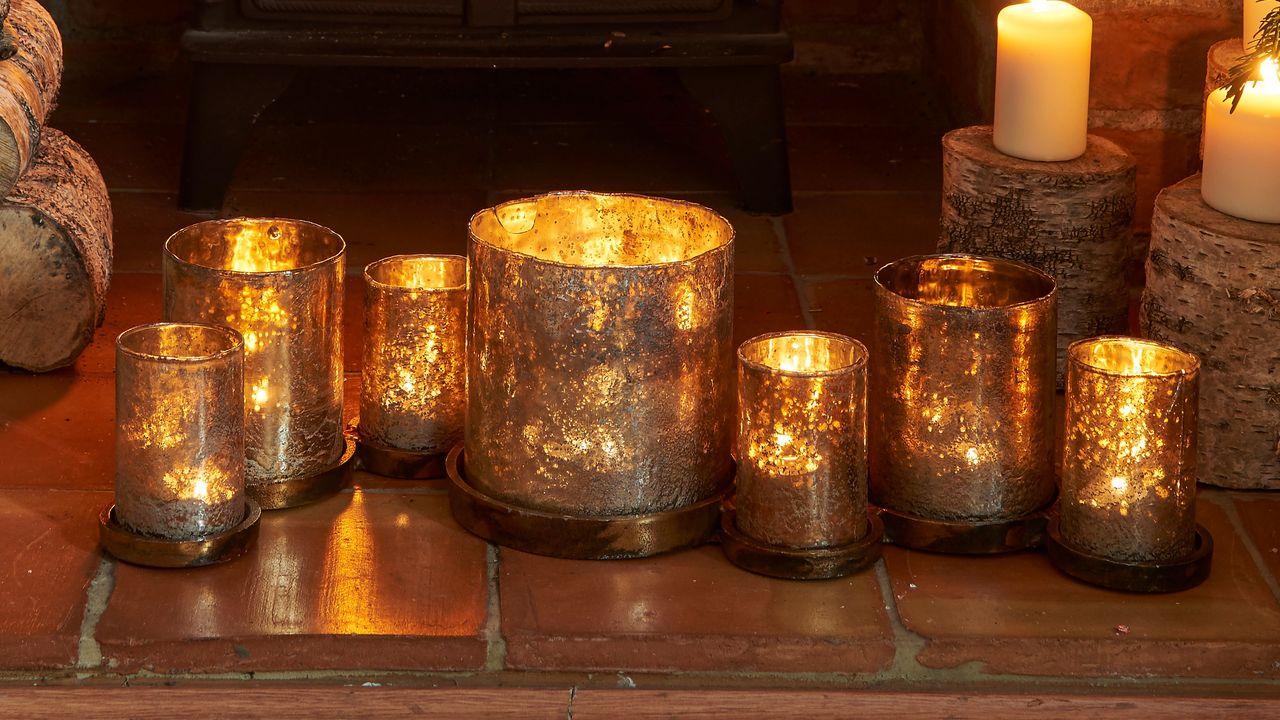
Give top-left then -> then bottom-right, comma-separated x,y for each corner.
1046,336 -> 1212,593
447,191 -> 735,559
872,254 -> 1057,554
100,323 -> 261,568
721,331 -> 883,580
356,254 -> 467,478
164,218 -> 354,510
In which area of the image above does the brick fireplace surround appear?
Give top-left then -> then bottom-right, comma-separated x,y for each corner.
2,0 -> 1279,716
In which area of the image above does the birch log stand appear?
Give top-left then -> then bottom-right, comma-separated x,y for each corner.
0,129 -> 113,372
938,126 -> 1137,385
1141,174 -> 1280,490
0,0 -> 61,194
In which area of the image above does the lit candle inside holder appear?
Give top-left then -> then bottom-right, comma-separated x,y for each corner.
358,254 -> 467,477
163,218 -> 351,508
1202,58 -> 1280,224
450,192 -> 735,560
872,255 -> 1057,552
735,331 -> 869,549
114,323 -> 246,539
993,0 -> 1092,162
1060,337 -> 1199,562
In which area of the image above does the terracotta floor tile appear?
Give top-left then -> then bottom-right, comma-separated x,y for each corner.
802,277 -> 876,347
1229,494 -> 1280,584
734,274 -> 807,347
883,500 -> 1280,679
788,126 -> 941,193
110,192 -> 209,273
96,492 -> 489,673
52,72 -> 188,126
0,489 -> 108,669
0,372 -> 113,491
500,545 -> 894,673
784,192 -> 941,277
77,274 -> 164,376
58,121 -> 184,192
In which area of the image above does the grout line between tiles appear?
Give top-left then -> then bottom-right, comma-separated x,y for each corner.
768,216 -> 816,330
483,544 -> 507,672
1203,493 -> 1280,603
75,556 -> 116,672
870,559 -> 930,680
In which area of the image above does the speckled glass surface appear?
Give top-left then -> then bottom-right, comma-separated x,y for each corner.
871,254 -> 1057,521
736,331 -> 868,549
1061,337 -> 1199,562
360,254 -> 467,454
163,218 -> 346,487
115,323 -> 245,540
466,192 -> 735,517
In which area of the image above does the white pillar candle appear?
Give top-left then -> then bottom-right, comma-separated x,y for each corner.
993,0 -> 1093,162
1203,58 -> 1280,224
1245,0 -> 1275,49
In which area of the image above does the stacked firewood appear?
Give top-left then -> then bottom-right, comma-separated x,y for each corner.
0,0 -> 112,372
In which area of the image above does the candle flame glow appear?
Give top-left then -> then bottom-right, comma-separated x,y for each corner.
1261,57 -> 1280,93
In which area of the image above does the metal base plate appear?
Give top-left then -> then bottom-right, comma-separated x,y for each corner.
247,435 -> 356,510
877,500 -> 1053,554
355,429 -> 447,479
446,445 -> 731,560
1045,516 -> 1213,593
99,500 -> 262,568
719,507 -> 884,580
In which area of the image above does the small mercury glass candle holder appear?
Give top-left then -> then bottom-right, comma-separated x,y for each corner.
100,323 -> 261,568
356,254 -> 467,478
871,254 -> 1058,554
164,218 -> 354,510
720,331 -> 883,580
1046,336 -> 1212,592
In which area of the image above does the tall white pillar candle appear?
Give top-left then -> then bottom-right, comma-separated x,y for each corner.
1203,59 -> 1280,224
993,0 -> 1093,162
1245,0 -> 1275,49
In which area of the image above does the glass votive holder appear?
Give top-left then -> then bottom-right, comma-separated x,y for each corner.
1046,336 -> 1212,592
357,254 -> 467,478
100,322 -> 261,568
720,331 -> 883,580
163,218 -> 354,510
871,254 -> 1058,553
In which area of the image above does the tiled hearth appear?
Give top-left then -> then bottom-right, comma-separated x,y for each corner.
2,65 -> 1279,714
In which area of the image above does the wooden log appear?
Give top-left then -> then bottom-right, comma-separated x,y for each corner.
1141,174 -> 1280,490
0,128 -> 113,372
938,125 -> 1137,386
0,0 -> 60,195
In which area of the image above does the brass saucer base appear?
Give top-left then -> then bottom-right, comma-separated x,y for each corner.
247,435 -> 356,510
99,500 -> 262,568
1045,516 -> 1213,593
355,429 -> 448,479
446,445 -> 731,560
719,508 -> 884,580
876,500 -> 1053,554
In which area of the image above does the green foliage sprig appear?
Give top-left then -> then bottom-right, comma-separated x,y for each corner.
1226,2 -> 1280,112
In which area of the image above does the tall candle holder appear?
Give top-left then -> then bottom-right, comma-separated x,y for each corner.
357,254 -> 467,479
100,322 -> 261,568
449,192 -> 735,559
164,218 -> 354,510
1046,336 -> 1212,593
872,254 -> 1057,553
720,331 -> 883,580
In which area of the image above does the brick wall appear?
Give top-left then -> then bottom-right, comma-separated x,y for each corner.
37,0 -> 191,81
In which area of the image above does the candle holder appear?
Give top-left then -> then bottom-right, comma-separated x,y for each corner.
720,331 -> 883,580
164,218 -> 353,510
1046,336 -> 1212,593
101,322 -> 261,568
871,254 -> 1057,554
356,254 -> 467,479
450,191 -> 736,559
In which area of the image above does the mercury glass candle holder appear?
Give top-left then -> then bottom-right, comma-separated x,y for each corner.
163,218 -> 353,509
871,254 -> 1057,553
1046,337 -> 1211,591
357,254 -> 467,478
721,331 -> 883,580
102,322 -> 260,568
449,191 -> 735,559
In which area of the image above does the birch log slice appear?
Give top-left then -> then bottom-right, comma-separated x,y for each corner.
0,129 -> 113,372
0,0 -> 60,195
939,126 -> 1136,386
1141,174 -> 1280,490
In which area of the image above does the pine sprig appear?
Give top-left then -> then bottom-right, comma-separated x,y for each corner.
1226,3 -> 1280,112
